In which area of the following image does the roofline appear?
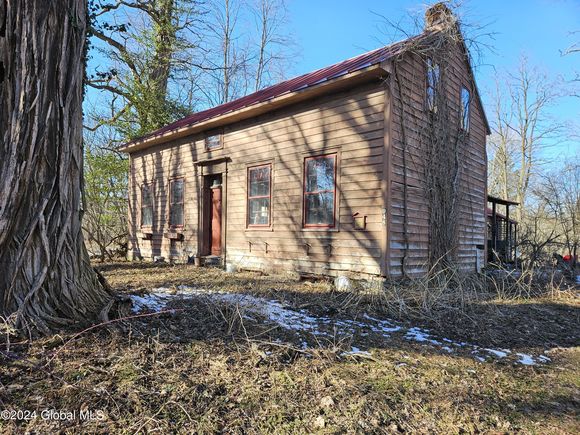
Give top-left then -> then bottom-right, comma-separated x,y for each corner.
463,54 -> 491,136
487,195 -> 519,206
119,64 -> 388,154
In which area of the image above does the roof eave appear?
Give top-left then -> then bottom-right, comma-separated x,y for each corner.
119,64 -> 389,154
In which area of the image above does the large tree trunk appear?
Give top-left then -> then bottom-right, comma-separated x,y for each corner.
0,0 -> 113,334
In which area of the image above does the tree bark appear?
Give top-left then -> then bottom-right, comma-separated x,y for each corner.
0,0 -> 113,334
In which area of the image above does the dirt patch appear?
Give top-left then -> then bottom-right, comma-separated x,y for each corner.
414,298 -> 580,350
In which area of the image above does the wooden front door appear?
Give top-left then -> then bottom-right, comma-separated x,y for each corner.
210,186 -> 222,255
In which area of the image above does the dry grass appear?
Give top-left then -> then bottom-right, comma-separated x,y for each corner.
0,261 -> 578,434
101,261 -> 579,349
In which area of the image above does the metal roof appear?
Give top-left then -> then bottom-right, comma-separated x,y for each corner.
137,33 -> 429,142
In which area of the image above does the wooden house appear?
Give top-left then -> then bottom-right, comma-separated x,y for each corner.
120,4 -> 490,278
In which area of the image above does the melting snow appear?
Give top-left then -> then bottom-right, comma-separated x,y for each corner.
484,348 -> 510,358
516,353 -> 536,365
405,327 -> 441,345
342,347 -> 372,357
537,355 -> 551,363
130,292 -> 178,313
129,287 -> 551,366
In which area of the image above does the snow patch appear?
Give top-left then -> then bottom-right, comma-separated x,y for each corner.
342,347 -> 372,357
404,327 -> 441,345
130,286 -> 552,366
537,355 -> 551,363
516,353 -> 537,365
130,293 -> 174,313
484,348 -> 510,358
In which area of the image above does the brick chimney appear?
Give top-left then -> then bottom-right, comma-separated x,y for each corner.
424,2 -> 456,31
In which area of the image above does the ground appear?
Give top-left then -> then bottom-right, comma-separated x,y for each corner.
1,262 -> 578,434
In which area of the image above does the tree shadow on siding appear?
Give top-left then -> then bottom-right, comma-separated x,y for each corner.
226,80 -> 387,277
130,135 -> 199,260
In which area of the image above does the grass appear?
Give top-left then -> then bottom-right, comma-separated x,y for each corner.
0,261 -> 578,434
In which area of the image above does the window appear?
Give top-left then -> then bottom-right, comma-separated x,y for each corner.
141,184 -> 153,227
426,58 -> 440,112
205,133 -> 222,151
460,86 -> 470,132
247,165 -> 271,227
303,154 -> 337,228
169,178 -> 184,227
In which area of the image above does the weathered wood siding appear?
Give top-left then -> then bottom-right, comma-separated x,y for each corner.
128,135 -> 203,261
127,41 -> 487,278
387,43 -> 487,276
128,81 -> 388,276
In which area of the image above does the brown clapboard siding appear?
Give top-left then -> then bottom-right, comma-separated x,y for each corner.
228,84 -> 384,274
387,41 -> 487,277
128,81 -> 388,276
126,36 -> 488,278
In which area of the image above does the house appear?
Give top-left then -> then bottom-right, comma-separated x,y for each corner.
119,3 -> 490,278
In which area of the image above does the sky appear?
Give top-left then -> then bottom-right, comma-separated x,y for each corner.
85,0 -> 580,160
285,0 -> 580,160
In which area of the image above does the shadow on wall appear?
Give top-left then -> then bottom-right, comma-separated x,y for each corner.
222,81 -> 387,277
130,131 -> 200,262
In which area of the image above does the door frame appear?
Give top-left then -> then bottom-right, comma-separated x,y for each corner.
209,183 -> 222,256
196,159 -> 228,262
201,173 -> 222,256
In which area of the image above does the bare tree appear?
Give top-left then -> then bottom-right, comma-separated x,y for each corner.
252,0 -> 292,91
561,32 -> 580,56
516,201 -> 560,269
488,56 -> 564,221
487,78 -> 517,201
199,0 -> 249,105
83,129 -> 129,262
561,30 -> 579,98
197,0 -> 294,106
0,0 -> 112,334
87,0 -> 295,133
534,160 -> 580,265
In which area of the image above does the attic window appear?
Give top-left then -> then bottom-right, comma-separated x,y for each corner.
205,133 -> 222,151
460,86 -> 471,132
426,58 -> 440,112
